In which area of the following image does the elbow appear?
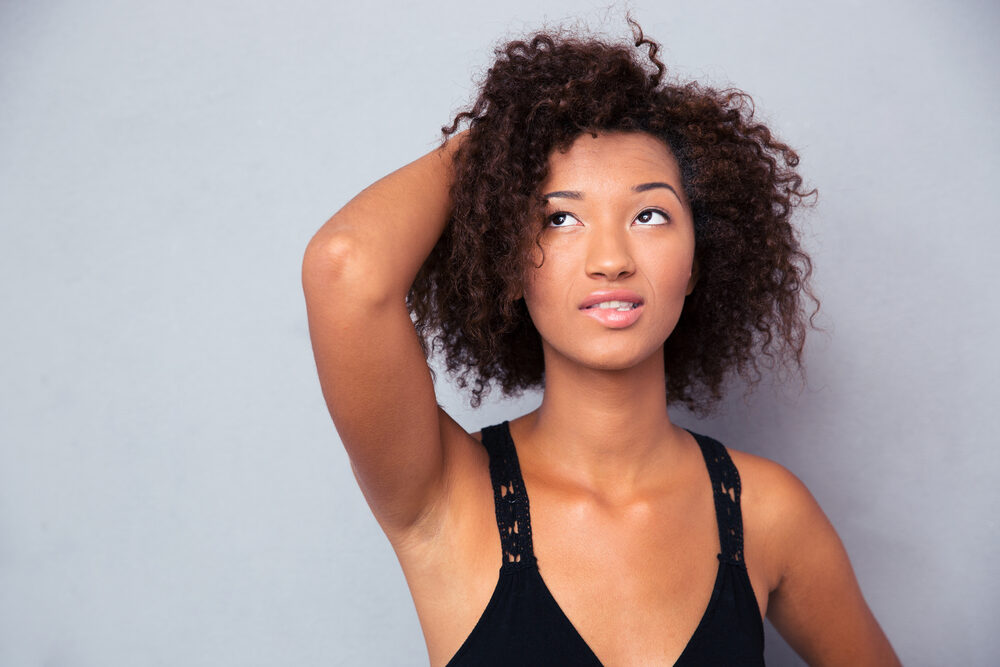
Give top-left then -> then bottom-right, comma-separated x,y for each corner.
303,231 -> 352,288
303,231 -> 355,278
301,230 -> 394,305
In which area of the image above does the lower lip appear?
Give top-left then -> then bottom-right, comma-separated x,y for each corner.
580,304 -> 644,328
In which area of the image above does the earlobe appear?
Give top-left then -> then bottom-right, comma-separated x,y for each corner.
686,258 -> 700,295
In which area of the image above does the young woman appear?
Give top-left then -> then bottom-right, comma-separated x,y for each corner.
303,20 -> 901,666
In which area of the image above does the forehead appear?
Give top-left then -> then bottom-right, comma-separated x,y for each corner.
541,131 -> 682,188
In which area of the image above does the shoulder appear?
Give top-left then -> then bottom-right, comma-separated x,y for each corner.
721,446 -> 833,591
723,445 -> 901,664
725,447 -> 819,523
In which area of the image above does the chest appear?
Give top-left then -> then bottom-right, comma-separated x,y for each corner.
394,427 -> 771,666
520,474 -> 728,664
401,464 -> 766,666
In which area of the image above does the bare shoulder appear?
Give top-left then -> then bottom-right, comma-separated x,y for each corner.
725,448 -> 822,527
721,447 -> 829,591
723,447 -> 901,665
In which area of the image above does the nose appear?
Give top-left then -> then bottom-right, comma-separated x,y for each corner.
585,225 -> 635,282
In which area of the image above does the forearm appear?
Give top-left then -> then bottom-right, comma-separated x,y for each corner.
304,132 -> 464,299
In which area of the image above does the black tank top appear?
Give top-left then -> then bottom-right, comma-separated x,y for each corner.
445,421 -> 765,666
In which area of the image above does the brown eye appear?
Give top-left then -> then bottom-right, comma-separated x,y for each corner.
635,209 -> 669,225
547,212 -> 578,227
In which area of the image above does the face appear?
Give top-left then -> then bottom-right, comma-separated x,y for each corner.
521,131 -> 698,372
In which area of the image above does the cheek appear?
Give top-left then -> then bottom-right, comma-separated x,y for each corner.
667,262 -> 696,292
522,270 -> 556,312
521,267 -> 574,336
521,247 -> 563,303
644,247 -> 695,288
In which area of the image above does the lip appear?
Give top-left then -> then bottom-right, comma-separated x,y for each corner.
578,289 -> 645,329
581,303 -> 644,328
578,289 -> 644,310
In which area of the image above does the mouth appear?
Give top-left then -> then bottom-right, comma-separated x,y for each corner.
579,300 -> 645,329
581,299 -> 642,312
577,290 -> 645,325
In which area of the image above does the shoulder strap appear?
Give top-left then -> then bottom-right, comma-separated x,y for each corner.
480,422 -> 537,569
689,430 -> 746,566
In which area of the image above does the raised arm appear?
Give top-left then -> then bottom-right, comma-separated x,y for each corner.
302,133 -> 466,541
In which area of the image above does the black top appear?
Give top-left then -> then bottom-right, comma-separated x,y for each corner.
445,421 -> 765,666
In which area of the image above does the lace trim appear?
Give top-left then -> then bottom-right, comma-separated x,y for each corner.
482,422 -> 536,569
690,431 -> 746,565
480,423 -> 745,569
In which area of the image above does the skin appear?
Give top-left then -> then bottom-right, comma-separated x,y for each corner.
302,130 -> 902,666
517,131 -> 699,497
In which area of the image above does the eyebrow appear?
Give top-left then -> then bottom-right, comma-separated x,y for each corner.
541,182 -> 682,203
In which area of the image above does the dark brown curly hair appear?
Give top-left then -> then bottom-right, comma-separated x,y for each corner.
408,18 -> 820,415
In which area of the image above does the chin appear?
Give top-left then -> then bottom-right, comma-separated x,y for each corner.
562,344 -> 661,373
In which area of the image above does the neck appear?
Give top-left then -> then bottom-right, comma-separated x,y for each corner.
514,346 -> 688,500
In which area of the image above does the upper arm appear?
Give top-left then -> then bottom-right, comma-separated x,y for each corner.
761,464 -> 901,666
301,236 -> 454,541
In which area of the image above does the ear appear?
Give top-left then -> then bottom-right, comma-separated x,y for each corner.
685,257 -> 700,295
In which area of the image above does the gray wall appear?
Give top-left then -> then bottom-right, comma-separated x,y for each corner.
1,1 -> 997,665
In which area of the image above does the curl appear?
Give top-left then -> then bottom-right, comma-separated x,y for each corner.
414,18 -> 821,412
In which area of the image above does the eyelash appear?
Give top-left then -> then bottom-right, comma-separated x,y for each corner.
546,208 -> 671,227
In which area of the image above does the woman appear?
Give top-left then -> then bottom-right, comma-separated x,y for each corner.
302,20 -> 901,666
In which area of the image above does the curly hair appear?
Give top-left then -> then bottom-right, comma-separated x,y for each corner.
408,18 -> 820,415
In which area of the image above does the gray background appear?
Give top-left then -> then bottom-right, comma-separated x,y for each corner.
1,1 -> 997,665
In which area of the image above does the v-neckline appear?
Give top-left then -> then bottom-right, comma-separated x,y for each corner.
499,420 -> 729,666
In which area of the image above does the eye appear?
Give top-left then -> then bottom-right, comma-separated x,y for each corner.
546,211 -> 579,228
634,208 -> 670,225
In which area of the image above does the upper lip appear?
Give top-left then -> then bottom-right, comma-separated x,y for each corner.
579,289 -> 645,309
